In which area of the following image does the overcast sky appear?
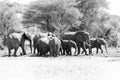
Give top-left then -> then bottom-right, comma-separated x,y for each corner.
107,0 -> 120,15
1,0 -> 120,16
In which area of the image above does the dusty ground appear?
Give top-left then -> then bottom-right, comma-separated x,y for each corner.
0,47 -> 120,80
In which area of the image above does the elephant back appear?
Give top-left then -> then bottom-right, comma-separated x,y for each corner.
96,38 -> 106,45
33,33 -> 46,41
33,32 -> 55,44
74,30 -> 90,42
33,33 -> 48,46
87,38 -> 97,48
61,32 -> 75,40
61,40 -> 69,47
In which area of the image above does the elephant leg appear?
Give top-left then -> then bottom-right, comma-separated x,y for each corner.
66,49 -> 69,55
67,49 -> 71,56
100,47 -> 103,54
59,48 -> 62,55
8,49 -> 11,57
50,48 -> 53,57
21,47 -> 26,55
69,48 -> 72,55
66,49 -> 69,56
91,49 -> 93,53
77,46 -> 80,55
55,48 -> 59,57
64,50 -> 67,55
33,46 -> 36,54
82,48 -> 87,55
62,50 -> 65,55
74,48 -> 77,55
83,42 -> 87,55
40,49 -> 44,56
96,48 -> 98,54
13,48 -> 18,57
88,44 -> 92,55
81,50 -> 84,54
104,45 -> 108,54
37,52 -> 39,56
54,45 -> 60,57
39,52 -> 42,56
53,51 -> 57,57
51,48 -> 55,57
37,49 -> 39,56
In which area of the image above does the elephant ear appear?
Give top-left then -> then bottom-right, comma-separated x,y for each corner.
22,32 -> 27,39
22,32 -> 31,40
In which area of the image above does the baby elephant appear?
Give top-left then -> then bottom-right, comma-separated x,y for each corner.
61,40 -> 78,56
82,38 -> 108,54
36,37 -> 50,56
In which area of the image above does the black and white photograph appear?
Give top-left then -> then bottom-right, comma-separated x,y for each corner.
0,0 -> 120,80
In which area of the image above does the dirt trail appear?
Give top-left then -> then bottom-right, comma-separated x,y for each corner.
0,56 -> 119,80
0,47 -> 120,80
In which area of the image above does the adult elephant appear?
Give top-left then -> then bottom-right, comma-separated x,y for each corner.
61,40 -> 78,56
36,37 -> 50,56
82,38 -> 108,54
61,30 -> 91,55
5,32 -> 32,56
49,36 -> 62,57
33,32 -> 55,54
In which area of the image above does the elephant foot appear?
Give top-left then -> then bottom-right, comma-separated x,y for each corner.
20,52 -> 23,56
33,52 -> 36,54
53,54 -> 57,57
66,54 -> 69,56
81,51 -> 84,54
74,54 -> 78,56
53,55 -> 57,57
36,54 -> 39,57
8,55 -> 11,57
23,53 -> 26,55
62,53 -> 65,55
14,55 -> 17,57
89,54 -> 93,56
74,52 -> 77,55
85,53 -> 89,56
68,54 -> 72,56
101,51 -> 103,54
76,54 -> 80,56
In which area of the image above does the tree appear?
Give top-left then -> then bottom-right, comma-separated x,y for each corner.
23,0 -> 82,35
74,0 -> 109,30
0,1 -> 22,37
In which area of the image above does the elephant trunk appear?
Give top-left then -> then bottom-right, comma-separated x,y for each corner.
104,44 -> 108,54
29,40 -> 32,54
74,44 -> 78,55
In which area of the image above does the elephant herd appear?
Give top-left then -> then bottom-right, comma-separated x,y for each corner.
4,30 -> 108,57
